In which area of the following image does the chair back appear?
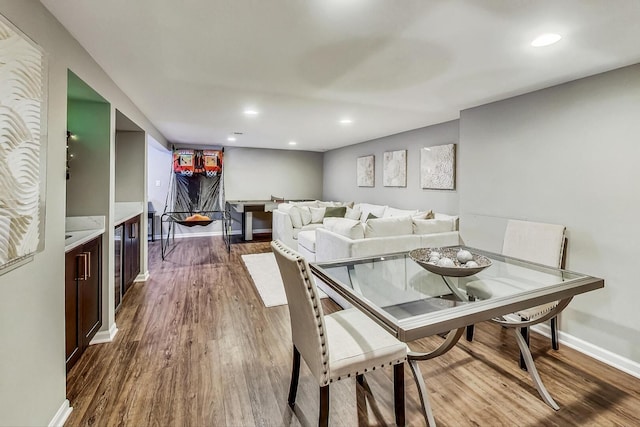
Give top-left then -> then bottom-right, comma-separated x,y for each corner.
502,219 -> 566,268
271,240 -> 329,385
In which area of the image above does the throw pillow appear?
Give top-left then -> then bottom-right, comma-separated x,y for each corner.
357,203 -> 388,222
324,206 -> 347,218
344,207 -> 361,220
412,218 -> 454,234
365,216 -> 413,238
309,207 -> 326,223
299,206 -> 312,226
366,213 -> 378,221
288,206 -> 303,228
323,217 -> 365,240
385,207 -> 419,218
413,210 -> 435,220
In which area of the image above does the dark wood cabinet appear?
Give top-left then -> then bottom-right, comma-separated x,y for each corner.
123,215 -> 140,295
114,224 -> 124,312
65,236 -> 102,373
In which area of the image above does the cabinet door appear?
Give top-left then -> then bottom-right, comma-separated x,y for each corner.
65,247 -> 82,372
123,215 -> 141,294
114,224 -> 124,312
79,237 -> 102,349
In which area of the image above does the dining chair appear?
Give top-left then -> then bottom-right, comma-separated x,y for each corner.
271,240 -> 408,427
465,219 -> 566,368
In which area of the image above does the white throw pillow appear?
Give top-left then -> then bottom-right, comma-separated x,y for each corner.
317,201 -> 338,207
358,203 -> 388,222
344,207 -> 361,220
413,210 -> 435,220
309,207 -> 326,223
412,218 -> 454,234
323,217 -> 365,240
365,216 -> 413,238
384,207 -> 418,218
299,206 -> 312,226
288,206 -> 303,228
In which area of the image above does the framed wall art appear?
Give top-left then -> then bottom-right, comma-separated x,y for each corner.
383,150 -> 406,187
0,14 -> 47,274
421,143 -> 456,190
356,155 -> 374,187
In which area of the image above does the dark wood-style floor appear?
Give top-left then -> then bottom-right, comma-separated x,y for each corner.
66,236 -> 640,426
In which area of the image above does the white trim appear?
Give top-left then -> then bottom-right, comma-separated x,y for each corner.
48,399 -> 72,427
89,322 -> 118,345
531,324 -> 640,379
155,228 -> 272,240
134,270 -> 150,282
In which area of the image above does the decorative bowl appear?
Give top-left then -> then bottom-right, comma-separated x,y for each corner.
408,247 -> 492,277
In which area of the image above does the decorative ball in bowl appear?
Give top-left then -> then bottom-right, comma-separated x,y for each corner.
409,247 -> 492,277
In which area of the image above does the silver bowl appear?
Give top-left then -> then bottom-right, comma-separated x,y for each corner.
409,247 -> 492,277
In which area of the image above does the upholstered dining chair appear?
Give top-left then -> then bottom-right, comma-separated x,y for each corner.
271,240 -> 408,427
465,219 -> 566,368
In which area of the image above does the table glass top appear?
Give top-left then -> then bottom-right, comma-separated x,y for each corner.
311,247 -> 601,340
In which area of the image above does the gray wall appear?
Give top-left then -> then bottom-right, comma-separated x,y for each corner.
323,120 -> 460,214
458,64 -> 640,363
0,2 -> 167,425
115,131 -> 146,202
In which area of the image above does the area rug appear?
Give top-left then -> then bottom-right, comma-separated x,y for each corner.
241,252 -> 327,307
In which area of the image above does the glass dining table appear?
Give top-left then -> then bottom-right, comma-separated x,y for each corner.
310,246 -> 604,427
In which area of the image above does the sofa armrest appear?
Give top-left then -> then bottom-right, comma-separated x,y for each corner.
273,210 -> 296,250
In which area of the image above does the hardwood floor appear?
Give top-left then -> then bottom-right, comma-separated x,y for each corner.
66,236 -> 640,426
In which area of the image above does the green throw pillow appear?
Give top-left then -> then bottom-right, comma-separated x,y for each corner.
324,206 -> 347,218
366,213 -> 378,220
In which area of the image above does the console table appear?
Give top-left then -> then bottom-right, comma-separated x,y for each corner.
226,200 -> 279,240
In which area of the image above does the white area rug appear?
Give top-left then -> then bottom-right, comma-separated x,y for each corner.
242,252 -> 327,307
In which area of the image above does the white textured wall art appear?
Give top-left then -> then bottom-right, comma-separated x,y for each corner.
356,155 -> 374,187
383,150 -> 406,187
0,16 -> 45,273
421,143 -> 455,190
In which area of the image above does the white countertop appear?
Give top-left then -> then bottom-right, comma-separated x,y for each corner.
65,216 -> 106,252
114,202 -> 144,225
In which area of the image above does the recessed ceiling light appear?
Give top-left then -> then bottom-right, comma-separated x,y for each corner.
531,33 -> 562,47
339,119 -> 353,124
288,141 -> 297,146
227,136 -> 236,142
244,109 -> 259,116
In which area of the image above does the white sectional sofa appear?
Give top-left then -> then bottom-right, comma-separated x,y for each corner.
273,201 -> 460,262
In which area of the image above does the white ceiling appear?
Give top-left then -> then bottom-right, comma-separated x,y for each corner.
41,0 -> 640,152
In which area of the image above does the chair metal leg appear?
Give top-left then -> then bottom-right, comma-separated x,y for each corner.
288,346 -> 301,407
519,321 -> 530,371
466,295 -> 476,342
465,324 -> 475,341
551,317 -> 559,350
394,363 -> 406,427
319,385 -> 329,427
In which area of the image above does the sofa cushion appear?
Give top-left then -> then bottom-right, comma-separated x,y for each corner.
384,207 -> 418,218
291,200 -> 320,208
323,217 -> 365,240
324,206 -> 347,218
292,223 -> 324,240
365,216 -> 413,238
309,207 -> 326,223
297,230 -> 317,252
412,218 -> 455,234
357,203 -> 387,222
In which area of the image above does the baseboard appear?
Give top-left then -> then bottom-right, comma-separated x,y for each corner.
89,322 -> 118,345
134,270 -> 150,282
48,399 -> 72,427
532,323 -> 640,379
154,228 -> 272,240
